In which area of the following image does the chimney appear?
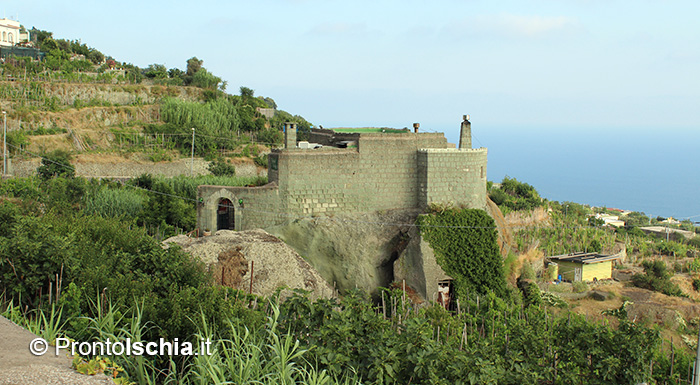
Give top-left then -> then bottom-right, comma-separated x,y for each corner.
459,115 -> 471,149
284,123 -> 297,149
413,123 -> 420,133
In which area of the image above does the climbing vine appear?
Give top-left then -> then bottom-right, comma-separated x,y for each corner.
418,207 -> 507,298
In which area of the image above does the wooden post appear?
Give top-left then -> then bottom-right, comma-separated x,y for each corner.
382,291 -> 386,320
249,260 -> 254,294
670,337 -> 675,380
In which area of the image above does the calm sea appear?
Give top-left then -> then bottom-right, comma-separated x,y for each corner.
444,127 -> 700,221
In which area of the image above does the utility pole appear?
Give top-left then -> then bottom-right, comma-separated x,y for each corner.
2,111 -> 6,176
190,128 -> 195,177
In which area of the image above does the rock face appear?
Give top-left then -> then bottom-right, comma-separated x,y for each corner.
393,226 -> 451,302
163,229 -> 336,301
268,210 -> 421,295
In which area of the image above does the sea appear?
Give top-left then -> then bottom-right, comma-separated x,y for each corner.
444,126 -> 700,222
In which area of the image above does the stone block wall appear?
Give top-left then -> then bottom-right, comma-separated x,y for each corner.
275,148 -> 361,216
418,148 -> 488,209
197,183 -> 282,232
198,131 -> 486,232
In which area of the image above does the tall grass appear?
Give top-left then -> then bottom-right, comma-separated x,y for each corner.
187,302 -> 360,385
73,297 -> 361,384
163,175 -> 267,201
83,186 -> 145,219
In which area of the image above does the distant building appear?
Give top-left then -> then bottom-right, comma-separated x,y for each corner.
548,252 -> 621,282
0,18 -> 29,47
660,217 -> 681,225
595,213 -> 625,228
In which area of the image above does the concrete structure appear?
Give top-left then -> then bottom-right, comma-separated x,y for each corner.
0,18 -> 28,47
197,116 -> 488,233
548,252 -> 621,282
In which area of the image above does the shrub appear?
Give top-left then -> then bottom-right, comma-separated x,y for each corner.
37,149 -> 75,180
489,176 -> 544,212
253,154 -> 268,168
519,262 -> 536,281
208,159 -> 236,176
632,260 -> 685,297
572,281 -> 589,293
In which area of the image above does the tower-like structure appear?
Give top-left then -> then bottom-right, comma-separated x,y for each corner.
284,123 -> 297,149
458,114 -> 471,149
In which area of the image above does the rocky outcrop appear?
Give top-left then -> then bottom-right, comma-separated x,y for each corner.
163,229 -> 336,301
268,210 -> 421,296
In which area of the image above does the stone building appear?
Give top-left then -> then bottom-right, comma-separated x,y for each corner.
197,116 -> 488,233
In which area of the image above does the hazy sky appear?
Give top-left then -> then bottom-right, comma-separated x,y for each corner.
11,1 -> 700,138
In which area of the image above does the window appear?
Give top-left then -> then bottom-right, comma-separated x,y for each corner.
2,32 -> 6,42
8,33 -> 12,43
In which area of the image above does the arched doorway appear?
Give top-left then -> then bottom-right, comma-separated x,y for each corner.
217,198 -> 235,230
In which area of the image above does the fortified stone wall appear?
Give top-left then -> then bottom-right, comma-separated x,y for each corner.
266,132 -> 452,219
418,148 -> 488,209
274,148 -> 361,217
197,127 -> 487,234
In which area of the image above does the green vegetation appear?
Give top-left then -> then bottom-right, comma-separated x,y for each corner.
632,260 -> 686,297
1,30 -> 313,161
418,207 -> 507,297
489,176 -> 544,213
0,175 -> 691,384
207,158 -> 236,176
37,149 -> 75,180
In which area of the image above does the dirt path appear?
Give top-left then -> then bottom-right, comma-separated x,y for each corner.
0,316 -> 113,385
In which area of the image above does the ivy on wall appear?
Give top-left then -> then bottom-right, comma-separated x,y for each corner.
418,207 -> 507,298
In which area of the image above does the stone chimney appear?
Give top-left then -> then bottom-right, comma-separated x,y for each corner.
413,123 -> 420,133
459,115 -> 471,149
284,123 -> 297,149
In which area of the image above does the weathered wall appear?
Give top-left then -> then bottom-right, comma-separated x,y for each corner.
200,131 -> 486,233
418,148 -> 488,210
197,183 -> 282,231
10,158 -> 266,179
268,132 -> 452,218
393,225 -> 452,302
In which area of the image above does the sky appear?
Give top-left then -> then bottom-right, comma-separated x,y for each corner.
8,1 -> 700,219
11,0 -> 700,139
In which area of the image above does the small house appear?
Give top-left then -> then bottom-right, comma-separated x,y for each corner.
548,252 -> 620,282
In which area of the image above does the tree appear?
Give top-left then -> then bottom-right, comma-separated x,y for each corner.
87,49 -> 104,64
168,67 -> 184,80
190,68 -> 222,89
37,150 -> 75,180
144,63 -> 168,79
240,86 -> 254,98
186,57 -> 202,77
184,56 -> 203,85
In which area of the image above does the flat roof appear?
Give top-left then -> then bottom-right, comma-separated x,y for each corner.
548,252 -> 621,264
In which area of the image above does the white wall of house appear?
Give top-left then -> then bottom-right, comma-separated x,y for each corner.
0,18 -> 24,47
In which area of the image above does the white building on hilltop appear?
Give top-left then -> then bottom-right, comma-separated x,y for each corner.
0,18 -> 29,47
